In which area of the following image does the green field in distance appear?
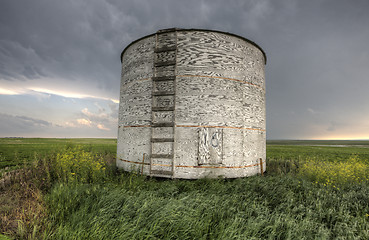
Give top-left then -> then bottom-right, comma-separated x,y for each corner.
2,138 -> 369,169
0,138 -> 117,169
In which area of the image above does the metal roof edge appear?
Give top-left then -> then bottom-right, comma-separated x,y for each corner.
120,28 -> 267,64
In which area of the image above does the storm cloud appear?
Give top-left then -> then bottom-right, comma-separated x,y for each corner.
1,0 -> 369,139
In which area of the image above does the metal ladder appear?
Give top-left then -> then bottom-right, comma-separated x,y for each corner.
150,29 -> 177,177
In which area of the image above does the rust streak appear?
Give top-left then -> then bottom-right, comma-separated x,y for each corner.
119,159 -> 150,165
122,125 -> 151,128
176,162 -> 263,169
141,153 -> 145,175
260,158 -> 264,176
120,158 -> 264,169
177,75 -> 264,90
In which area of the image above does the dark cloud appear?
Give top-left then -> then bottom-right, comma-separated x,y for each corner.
1,0 -> 369,138
0,0 -> 122,91
0,0 -> 293,86
0,113 -> 52,136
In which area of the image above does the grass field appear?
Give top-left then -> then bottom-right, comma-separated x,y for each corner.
0,138 -> 116,169
267,140 -> 369,163
1,139 -> 369,239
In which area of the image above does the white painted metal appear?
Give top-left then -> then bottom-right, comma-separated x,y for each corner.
117,28 -> 266,179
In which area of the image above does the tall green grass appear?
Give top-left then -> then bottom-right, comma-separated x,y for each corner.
44,175 -> 369,239
0,145 -> 115,239
1,140 -> 369,239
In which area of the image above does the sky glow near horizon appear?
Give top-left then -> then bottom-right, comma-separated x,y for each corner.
1,0 -> 369,139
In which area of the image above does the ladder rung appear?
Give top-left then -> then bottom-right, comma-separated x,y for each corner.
151,154 -> 173,159
152,107 -> 174,111
151,138 -> 174,143
152,76 -> 175,81
155,46 -> 177,53
152,122 -> 174,127
154,60 -> 176,67
153,91 -> 175,96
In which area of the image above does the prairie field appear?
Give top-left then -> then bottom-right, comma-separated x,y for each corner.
1,139 -> 369,239
0,138 -> 117,169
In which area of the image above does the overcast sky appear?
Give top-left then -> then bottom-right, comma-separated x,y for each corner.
0,0 -> 369,139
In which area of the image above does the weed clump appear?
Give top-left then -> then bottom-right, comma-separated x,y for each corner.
0,145 -> 114,239
55,146 -> 108,184
298,155 -> 369,188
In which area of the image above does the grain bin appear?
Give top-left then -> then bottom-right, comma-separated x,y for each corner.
117,28 -> 266,179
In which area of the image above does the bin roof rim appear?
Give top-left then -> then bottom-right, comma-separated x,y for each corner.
120,28 -> 267,64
